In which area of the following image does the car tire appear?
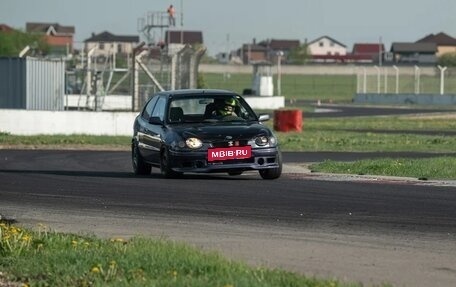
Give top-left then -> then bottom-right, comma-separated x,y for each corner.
259,152 -> 282,180
160,148 -> 182,178
132,141 -> 151,175
227,171 -> 243,176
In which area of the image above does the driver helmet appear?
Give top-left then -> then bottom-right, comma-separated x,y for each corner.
217,98 -> 236,116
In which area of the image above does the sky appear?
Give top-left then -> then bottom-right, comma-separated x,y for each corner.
1,0 -> 455,56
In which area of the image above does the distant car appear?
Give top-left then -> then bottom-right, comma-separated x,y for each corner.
132,89 -> 282,179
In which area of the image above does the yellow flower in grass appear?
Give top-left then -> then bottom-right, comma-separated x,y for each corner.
91,266 -> 101,273
71,240 -> 78,247
111,238 -> 126,243
21,234 -> 32,242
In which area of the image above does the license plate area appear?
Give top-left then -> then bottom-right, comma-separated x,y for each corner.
207,146 -> 252,162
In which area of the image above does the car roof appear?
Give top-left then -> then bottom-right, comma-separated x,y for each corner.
157,89 -> 238,98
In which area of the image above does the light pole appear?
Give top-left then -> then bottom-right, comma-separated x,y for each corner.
276,50 -> 284,97
180,0 -> 184,44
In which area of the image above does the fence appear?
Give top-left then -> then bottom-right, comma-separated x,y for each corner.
356,66 -> 456,95
65,44 -> 205,111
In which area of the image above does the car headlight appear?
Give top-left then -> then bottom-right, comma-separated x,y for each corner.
185,137 -> 202,149
269,136 -> 277,146
252,135 -> 277,147
255,136 -> 269,146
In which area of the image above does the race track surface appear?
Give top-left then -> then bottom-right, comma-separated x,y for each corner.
1,150 -> 456,287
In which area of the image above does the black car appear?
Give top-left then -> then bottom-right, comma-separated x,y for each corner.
132,89 -> 282,179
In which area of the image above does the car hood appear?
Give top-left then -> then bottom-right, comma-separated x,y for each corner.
169,122 -> 273,141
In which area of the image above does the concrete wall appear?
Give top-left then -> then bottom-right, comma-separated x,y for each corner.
0,109 -> 138,136
0,96 -> 284,136
65,95 -> 285,111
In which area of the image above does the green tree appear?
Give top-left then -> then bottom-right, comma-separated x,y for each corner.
0,30 -> 49,56
288,43 -> 310,65
438,52 -> 456,67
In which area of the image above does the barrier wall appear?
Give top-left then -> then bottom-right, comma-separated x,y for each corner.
0,109 -> 138,136
65,95 -> 285,111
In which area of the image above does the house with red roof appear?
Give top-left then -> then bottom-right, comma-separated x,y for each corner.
26,22 -> 75,55
351,43 -> 385,63
0,24 -> 15,33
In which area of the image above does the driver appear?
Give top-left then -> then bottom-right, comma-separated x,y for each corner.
215,98 -> 237,117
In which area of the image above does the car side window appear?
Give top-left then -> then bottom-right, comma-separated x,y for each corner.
151,96 -> 167,121
142,96 -> 159,121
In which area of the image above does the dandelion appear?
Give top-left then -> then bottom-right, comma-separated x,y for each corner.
91,267 -> 101,273
111,238 -> 125,243
21,235 -> 32,242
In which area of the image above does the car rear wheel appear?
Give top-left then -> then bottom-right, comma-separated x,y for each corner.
259,152 -> 282,180
132,141 -> 151,175
160,148 -> 182,178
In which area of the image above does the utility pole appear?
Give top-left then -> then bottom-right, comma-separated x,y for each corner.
180,0 -> 184,44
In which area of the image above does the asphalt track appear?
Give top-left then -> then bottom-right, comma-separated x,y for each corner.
297,102 -> 456,118
1,149 -> 456,286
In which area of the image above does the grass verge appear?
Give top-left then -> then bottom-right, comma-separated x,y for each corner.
0,223 -> 361,287
310,156 -> 456,180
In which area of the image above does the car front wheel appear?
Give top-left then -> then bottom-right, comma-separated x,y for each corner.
259,152 -> 282,180
160,148 -> 182,178
132,141 -> 151,175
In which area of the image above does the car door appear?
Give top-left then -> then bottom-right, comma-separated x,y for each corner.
137,96 -> 158,160
143,96 -> 167,163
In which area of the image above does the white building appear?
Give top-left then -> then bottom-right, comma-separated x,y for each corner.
84,31 -> 140,57
307,35 -> 347,56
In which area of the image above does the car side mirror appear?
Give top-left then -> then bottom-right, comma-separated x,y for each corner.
258,114 -> 270,122
148,116 -> 163,125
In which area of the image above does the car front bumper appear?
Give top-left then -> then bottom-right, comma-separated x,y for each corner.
168,147 -> 281,173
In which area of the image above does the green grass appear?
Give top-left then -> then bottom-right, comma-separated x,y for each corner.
310,157 -> 456,180
0,223 -> 360,287
202,73 -> 357,102
203,71 -> 456,102
0,133 -> 130,149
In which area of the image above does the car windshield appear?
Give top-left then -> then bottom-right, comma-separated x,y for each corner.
167,95 -> 258,124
